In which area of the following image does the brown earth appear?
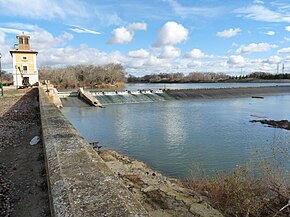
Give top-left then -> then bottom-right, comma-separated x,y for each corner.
0,88 -> 50,217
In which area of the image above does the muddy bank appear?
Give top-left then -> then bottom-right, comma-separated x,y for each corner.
0,89 -> 50,217
250,119 -> 290,130
166,85 -> 290,99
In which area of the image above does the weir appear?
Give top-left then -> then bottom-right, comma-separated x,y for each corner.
92,91 -> 177,105
58,85 -> 290,107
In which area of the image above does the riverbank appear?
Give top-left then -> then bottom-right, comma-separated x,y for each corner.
98,150 -> 222,216
0,88 -> 50,217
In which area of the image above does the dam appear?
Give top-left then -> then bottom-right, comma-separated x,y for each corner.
58,85 -> 290,106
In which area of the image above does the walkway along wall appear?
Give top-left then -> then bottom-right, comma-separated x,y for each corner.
39,88 -> 148,217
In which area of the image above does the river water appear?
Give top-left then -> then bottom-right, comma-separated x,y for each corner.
61,83 -> 290,178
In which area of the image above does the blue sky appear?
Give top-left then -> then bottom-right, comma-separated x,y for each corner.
1,0 -> 290,76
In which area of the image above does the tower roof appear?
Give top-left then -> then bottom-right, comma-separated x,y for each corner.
10,33 -> 38,55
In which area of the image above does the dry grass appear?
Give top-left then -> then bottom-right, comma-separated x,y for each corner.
184,143 -> 290,217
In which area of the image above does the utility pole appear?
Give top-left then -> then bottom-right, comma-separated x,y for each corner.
0,53 -> 3,96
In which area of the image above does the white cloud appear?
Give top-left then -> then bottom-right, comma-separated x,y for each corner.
0,0 -> 89,22
265,31 -> 275,36
227,55 -> 245,65
0,31 -> 5,44
128,49 -> 149,58
108,27 -> 132,44
144,55 -> 170,67
185,49 -> 214,59
234,5 -> 290,23
159,46 -> 180,59
0,27 -> 25,35
285,26 -> 290,31
108,22 -> 147,44
216,28 -> 241,38
164,0 -> 221,18
187,61 -> 202,68
235,43 -> 277,54
31,30 -> 73,50
253,0 -> 264,4
127,22 -> 147,31
277,47 -> 290,54
0,24 -> 73,50
69,25 -> 101,35
264,55 -> 281,64
285,56 -> 290,62
154,21 -> 188,47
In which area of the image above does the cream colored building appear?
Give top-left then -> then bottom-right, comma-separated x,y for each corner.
10,34 -> 38,87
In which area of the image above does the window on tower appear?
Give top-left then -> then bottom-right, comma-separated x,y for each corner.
19,37 -> 23,44
23,66 -> 28,73
25,38 -> 29,44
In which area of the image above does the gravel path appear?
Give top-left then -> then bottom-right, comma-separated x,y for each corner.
0,88 -> 50,217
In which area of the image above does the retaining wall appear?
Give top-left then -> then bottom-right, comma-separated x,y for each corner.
39,88 -> 148,217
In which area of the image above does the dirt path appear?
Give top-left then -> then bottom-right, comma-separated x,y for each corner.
0,88 -> 50,217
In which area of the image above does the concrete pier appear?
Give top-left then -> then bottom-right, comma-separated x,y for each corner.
78,88 -> 104,108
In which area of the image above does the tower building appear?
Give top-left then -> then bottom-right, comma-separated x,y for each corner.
10,33 -> 38,87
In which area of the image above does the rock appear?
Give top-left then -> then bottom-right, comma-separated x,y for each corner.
30,136 -> 40,145
190,203 -> 223,217
141,186 -> 157,193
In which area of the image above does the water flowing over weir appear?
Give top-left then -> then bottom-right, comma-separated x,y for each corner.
61,96 -> 90,107
91,90 -> 177,105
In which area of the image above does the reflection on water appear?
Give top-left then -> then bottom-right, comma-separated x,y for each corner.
62,94 -> 290,178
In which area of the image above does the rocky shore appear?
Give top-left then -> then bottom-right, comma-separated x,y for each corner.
98,150 -> 222,217
0,88 -> 50,217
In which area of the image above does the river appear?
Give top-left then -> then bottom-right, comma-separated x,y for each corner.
61,83 -> 290,178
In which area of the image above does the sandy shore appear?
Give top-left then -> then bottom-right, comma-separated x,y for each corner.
0,88 -> 50,217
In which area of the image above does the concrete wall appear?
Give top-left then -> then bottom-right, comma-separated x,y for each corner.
39,88 -> 148,217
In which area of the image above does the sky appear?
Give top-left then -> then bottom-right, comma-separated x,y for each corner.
1,0 -> 290,76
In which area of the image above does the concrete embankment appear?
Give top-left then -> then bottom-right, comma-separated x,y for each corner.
165,85 -> 290,99
39,87 -> 224,216
39,88 -> 148,216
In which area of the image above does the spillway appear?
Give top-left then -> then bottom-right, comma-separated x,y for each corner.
91,91 -> 177,105
61,97 -> 90,107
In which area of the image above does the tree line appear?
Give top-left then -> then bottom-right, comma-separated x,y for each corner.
128,72 -> 229,83
229,72 -> 290,80
39,63 -> 127,88
0,71 -> 13,85
128,72 -> 290,83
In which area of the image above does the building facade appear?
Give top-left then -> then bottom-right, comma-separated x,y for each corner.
10,34 -> 38,87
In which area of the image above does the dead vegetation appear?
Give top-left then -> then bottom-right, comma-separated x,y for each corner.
183,142 -> 290,217
39,63 -> 127,89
